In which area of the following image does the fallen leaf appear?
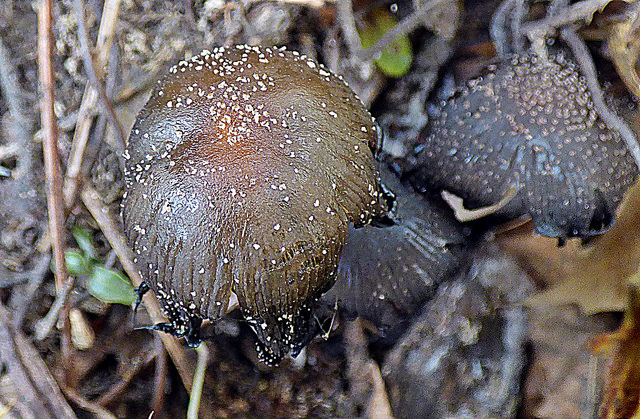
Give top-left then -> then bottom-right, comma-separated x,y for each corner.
593,286 -> 640,419
497,179 -> 640,314
606,5 -> 640,99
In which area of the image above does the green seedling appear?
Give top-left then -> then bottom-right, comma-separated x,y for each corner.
87,266 -> 135,305
358,6 -> 413,78
54,227 -> 135,306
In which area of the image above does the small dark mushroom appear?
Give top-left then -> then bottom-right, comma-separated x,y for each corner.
408,53 -> 639,241
121,46 -> 386,364
321,161 -> 470,334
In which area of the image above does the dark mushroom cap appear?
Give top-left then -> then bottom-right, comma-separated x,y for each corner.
321,162 -> 469,333
122,46 -> 385,364
409,53 -> 639,239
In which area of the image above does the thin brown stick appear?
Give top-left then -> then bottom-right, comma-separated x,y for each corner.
63,0 -> 122,208
60,384 -> 117,419
57,69 -> 153,132
0,303 -> 76,418
74,0 -> 126,147
38,0 -> 74,374
152,334 -> 168,415
37,0 -> 67,298
80,185 -> 196,392
34,276 -> 74,341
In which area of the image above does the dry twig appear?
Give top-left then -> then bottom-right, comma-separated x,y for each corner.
37,0 -> 74,373
63,0 -> 122,208
60,385 -> 117,419
37,0 -> 67,300
0,303 -> 76,418
522,0 -> 613,39
34,277 -> 75,341
152,334 -> 169,414
74,0 -> 126,148
560,26 -> 640,169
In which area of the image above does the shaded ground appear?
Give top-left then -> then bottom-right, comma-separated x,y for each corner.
1,0 -> 639,418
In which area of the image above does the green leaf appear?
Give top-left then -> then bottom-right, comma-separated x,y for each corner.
87,266 -> 135,306
64,250 -> 92,276
72,226 -> 96,260
358,7 -> 413,78
51,251 -> 91,276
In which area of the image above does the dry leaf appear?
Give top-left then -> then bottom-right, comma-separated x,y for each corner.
497,179 -> 640,314
593,286 -> 640,418
606,5 -> 640,99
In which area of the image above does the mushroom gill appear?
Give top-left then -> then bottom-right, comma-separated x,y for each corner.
322,161 -> 470,334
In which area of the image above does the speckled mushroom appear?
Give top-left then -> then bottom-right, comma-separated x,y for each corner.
121,45 -> 387,364
321,161 -> 469,333
408,53 -> 639,241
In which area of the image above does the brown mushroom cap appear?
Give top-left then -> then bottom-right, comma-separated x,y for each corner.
409,53 -> 639,240
122,46 -> 385,364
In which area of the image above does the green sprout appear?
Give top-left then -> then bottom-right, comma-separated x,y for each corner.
358,6 -> 413,78
55,227 -> 135,306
